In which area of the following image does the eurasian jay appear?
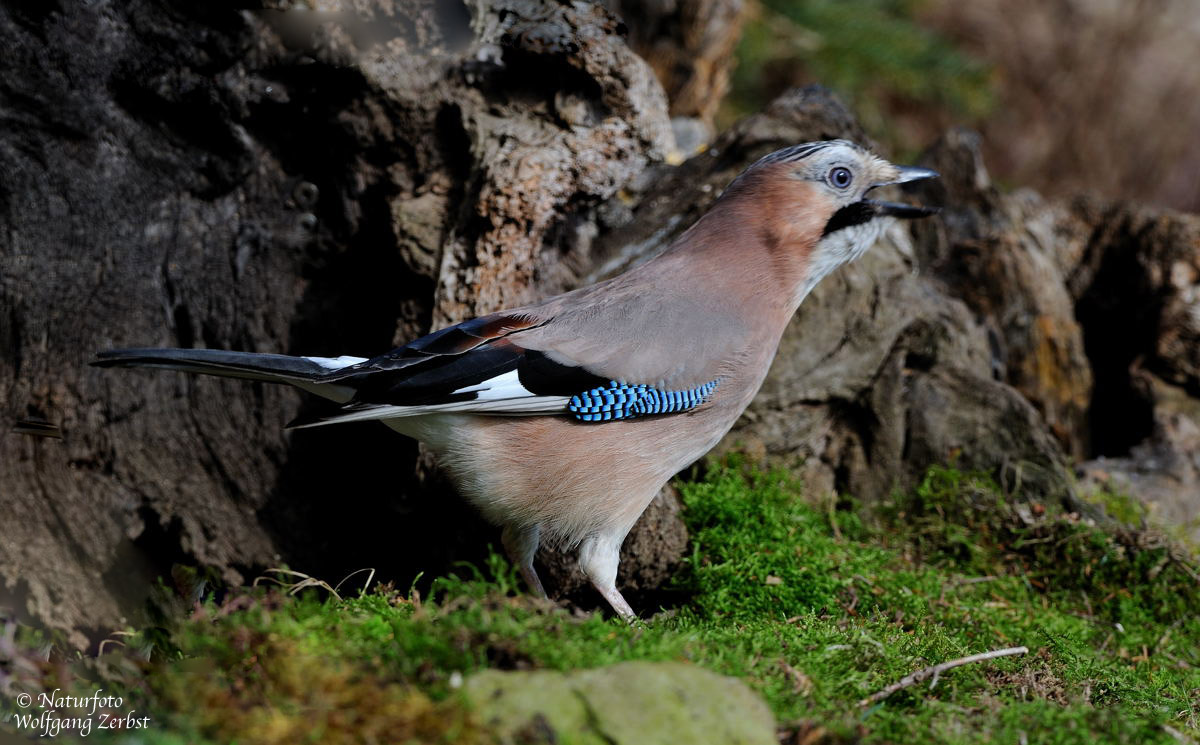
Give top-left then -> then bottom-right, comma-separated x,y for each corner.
94,140 -> 937,618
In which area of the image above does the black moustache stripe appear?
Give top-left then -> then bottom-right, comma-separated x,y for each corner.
821,201 -> 876,237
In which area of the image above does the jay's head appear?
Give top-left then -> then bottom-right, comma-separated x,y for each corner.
724,140 -> 937,284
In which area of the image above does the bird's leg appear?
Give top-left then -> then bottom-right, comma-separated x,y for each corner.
578,531 -> 635,620
501,523 -> 547,598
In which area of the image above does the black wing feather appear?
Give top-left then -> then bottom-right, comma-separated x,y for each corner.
320,313 -> 547,381
301,314 -> 606,412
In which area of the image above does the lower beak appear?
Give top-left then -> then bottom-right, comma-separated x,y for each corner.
865,200 -> 939,219
867,165 -> 939,219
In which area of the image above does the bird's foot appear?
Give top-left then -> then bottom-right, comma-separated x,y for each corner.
593,582 -> 637,621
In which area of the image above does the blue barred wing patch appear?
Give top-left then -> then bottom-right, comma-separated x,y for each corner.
567,380 -> 719,422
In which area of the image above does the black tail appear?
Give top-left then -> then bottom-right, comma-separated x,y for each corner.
91,348 -> 346,383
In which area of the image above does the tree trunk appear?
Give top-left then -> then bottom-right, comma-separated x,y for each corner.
0,0 -> 673,644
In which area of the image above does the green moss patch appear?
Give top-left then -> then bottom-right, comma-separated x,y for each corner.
2,461 -> 1197,744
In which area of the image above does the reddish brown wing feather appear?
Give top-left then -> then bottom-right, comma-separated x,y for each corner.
318,312 -> 545,381
413,313 -> 545,355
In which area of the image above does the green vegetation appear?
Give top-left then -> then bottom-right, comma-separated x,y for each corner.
724,0 -> 993,152
3,461 -> 1198,743
1079,478 -> 1150,530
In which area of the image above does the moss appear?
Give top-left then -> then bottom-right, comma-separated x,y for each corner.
3,460 -> 1198,744
152,620 -> 483,745
1080,480 -> 1149,528
882,465 -> 1199,630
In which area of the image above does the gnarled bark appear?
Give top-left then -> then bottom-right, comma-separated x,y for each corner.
0,0 -> 674,642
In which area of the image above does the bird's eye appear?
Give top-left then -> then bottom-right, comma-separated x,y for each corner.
829,167 -> 853,189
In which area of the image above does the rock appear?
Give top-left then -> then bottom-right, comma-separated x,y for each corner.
1066,198 -> 1200,453
1065,197 -> 1200,541
463,661 -> 777,745
1078,374 -> 1200,542
908,141 -> 1200,532
911,129 -> 1094,459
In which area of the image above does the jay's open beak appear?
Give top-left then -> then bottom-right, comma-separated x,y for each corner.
866,165 -> 939,219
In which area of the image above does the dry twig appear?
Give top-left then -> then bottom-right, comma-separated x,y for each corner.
777,660 -> 814,696
1163,724 -> 1197,745
859,646 -> 1029,707
938,575 -> 998,604
253,568 -> 340,598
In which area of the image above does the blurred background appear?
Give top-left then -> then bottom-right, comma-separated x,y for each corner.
631,0 -> 1200,212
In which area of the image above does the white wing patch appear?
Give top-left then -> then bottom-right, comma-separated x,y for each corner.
303,355 -> 369,370
292,356 -> 369,402
449,369 -> 529,400
289,369 -> 570,429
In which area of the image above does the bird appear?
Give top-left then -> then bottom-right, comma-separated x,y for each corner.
93,140 -> 937,619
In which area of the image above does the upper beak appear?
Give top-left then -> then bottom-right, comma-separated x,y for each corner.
865,165 -> 939,219
888,165 -> 939,185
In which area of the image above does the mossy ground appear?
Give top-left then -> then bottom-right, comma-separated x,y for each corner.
3,460 -> 1198,744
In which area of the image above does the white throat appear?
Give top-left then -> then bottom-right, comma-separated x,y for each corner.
792,218 -> 888,309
